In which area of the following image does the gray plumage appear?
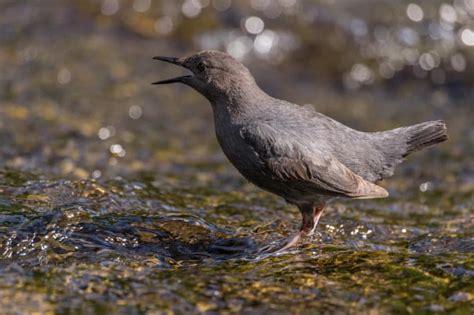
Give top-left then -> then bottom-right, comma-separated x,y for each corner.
153,50 -> 448,250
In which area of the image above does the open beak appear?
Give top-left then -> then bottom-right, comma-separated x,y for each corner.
152,56 -> 192,85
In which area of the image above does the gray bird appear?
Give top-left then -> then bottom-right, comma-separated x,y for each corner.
152,50 -> 448,251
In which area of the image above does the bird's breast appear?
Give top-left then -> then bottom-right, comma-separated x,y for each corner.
215,124 -> 252,167
213,113 -> 264,176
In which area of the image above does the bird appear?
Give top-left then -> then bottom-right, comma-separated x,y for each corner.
152,50 -> 448,252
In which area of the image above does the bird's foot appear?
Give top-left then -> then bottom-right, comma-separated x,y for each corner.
256,204 -> 324,256
275,231 -> 302,252
257,231 -> 303,255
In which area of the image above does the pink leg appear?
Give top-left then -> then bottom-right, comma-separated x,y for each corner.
273,203 -> 325,253
301,204 -> 325,236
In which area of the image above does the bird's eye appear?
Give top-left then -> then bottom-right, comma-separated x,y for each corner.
197,62 -> 206,72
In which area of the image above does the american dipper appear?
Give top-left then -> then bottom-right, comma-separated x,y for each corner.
152,50 -> 448,251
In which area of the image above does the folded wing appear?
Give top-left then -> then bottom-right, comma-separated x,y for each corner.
240,122 -> 388,199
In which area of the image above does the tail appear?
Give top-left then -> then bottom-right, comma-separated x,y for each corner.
403,120 -> 448,157
371,120 -> 448,181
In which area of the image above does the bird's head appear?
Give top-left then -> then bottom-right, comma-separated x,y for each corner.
153,50 -> 258,101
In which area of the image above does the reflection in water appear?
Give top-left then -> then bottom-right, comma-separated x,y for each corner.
0,0 -> 473,314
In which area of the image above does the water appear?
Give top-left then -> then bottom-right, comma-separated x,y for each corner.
0,1 -> 473,313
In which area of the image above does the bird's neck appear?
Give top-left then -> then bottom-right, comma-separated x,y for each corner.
210,83 -> 271,120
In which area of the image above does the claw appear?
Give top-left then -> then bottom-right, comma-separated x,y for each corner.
257,231 -> 302,255
256,204 -> 325,256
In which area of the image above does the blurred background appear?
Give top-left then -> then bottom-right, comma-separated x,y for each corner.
0,0 -> 473,178
0,1 -> 473,314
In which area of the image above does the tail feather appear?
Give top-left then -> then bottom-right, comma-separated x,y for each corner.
372,120 -> 448,181
404,120 -> 448,157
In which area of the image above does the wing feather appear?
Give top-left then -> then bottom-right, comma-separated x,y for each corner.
241,122 -> 388,199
